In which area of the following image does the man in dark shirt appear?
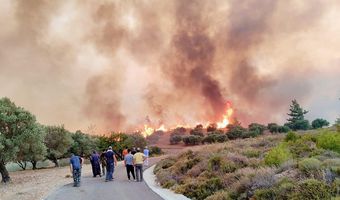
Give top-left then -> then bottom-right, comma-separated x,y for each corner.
70,153 -> 84,187
105,146 -> 117,181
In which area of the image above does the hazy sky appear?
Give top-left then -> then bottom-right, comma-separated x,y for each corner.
0,0 -> 339,133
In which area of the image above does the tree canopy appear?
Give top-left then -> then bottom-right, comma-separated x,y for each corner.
0,97 -> 37,182
285,99 -> 310,130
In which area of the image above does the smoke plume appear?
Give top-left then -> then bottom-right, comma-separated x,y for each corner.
1,0 -> 340,133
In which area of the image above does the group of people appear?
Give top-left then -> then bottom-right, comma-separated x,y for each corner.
69,146 -> 149,187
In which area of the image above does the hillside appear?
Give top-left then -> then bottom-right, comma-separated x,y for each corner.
154,129 -> 340,200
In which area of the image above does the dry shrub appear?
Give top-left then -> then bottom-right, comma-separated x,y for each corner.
205,190 -> 230,200
249,167 -> 277,190
227,153 -> 249,167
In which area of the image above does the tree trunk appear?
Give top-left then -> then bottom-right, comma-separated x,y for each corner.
0,160 -> 10,183
31,160 -> 37,170
17,161 -> 27,170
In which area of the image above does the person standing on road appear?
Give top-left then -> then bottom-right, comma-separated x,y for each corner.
124,149 -> 136,181
90,150 -> 101,177
131,147 -> 137,155
143,146 -> 149,166
133,148 -> 146,182
105,146 -> 117,182
100,149 -> 107,176
70,153 -> 84,187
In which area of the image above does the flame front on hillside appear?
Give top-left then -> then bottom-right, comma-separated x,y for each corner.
140,101 -> 234,137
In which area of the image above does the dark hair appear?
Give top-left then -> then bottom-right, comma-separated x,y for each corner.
127,149 -> 131,153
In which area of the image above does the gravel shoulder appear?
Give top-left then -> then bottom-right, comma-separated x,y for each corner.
0,164 -> 92,200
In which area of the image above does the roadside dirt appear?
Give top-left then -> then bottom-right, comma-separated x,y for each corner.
0,164 -> 91,200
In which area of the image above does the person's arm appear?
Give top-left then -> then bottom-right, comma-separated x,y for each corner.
133,155 -> 135,166
124,156 -> 126,166
70,164 -> 73,174
114,155 -> 118,166
80,157 -> 84,167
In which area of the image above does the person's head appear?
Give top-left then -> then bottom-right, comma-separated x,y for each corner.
128,149 -> 131,153
92,150 -> 96,154
108,146 -> 112,151
137,147 -> 141,152
145,146 -> 148,149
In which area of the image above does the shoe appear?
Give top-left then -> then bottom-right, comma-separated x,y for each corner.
105,180 -> 109,182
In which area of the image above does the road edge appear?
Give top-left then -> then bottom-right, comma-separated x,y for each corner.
144,165 -> 190,200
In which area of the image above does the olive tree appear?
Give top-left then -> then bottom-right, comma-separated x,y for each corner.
0,97 -> 36,182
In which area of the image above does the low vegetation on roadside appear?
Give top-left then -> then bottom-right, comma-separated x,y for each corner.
155,129 -> 340,200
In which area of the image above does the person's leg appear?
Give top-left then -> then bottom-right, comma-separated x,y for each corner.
72,169 -> 77,186
140,165 -> 143,182
135,165 -> 139,182
102,164 -> 106,175
106,164 -> 110,181
131,165 -> 136,180
108,163 -> 113,180
77,169 -> 81,186
91,163 -> 95,177
126,165 -> 130,180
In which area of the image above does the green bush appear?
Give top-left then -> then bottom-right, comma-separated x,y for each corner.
215,134 -> 228,143
254,188 -> 276,200
226,124 -> 248,140
287,136 -> 320,158
248,123 -> 266,135
298,158 -> 322,176
265,144 -> 292,166
181,177 -> 224,200
290,179 -> 331,200
331,178 -> 340,197
312,118 -> 330,129
202,134 -> 228,144
202,134 -> 217,144
285,131 -> 299,142
154,157 -> 176,174
277,125 -> 290,133
316,131 -> 340,154
209,155 -> 222,171
170,135 -> 182,145
182,135 -> 203,145
149,146 -> 163,156
242,150 -> 261,158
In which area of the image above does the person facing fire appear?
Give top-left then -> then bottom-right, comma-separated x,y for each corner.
100,149 -> 107,176
70,153 -> 84,187
124,149 -> 136,181
133,148 -> 146,182
143,146 -> 149,166
105,146 -> 117,182
90,150 -> 101,177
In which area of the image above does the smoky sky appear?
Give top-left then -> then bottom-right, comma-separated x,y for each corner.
0,0 -> 340,133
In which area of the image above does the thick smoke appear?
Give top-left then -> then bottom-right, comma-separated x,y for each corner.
0,0 -> 340,133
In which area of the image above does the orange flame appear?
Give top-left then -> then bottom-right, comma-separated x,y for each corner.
141,124 -> 154,137
217,101 -> 233,128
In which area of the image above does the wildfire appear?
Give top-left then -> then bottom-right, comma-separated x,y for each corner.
156,124 -> 167,132
140,101 -> 234,137
141,124 -> 154,137
217,101 -> 234,128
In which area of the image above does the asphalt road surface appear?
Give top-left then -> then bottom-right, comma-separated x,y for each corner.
46,157 -> 163,200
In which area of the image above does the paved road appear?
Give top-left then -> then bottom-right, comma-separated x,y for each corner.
46,157 -> 163,200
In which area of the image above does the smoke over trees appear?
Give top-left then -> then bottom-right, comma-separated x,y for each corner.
0,0 -> 340,132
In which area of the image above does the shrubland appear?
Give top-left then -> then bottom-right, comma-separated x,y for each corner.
155,129 -> 340,200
